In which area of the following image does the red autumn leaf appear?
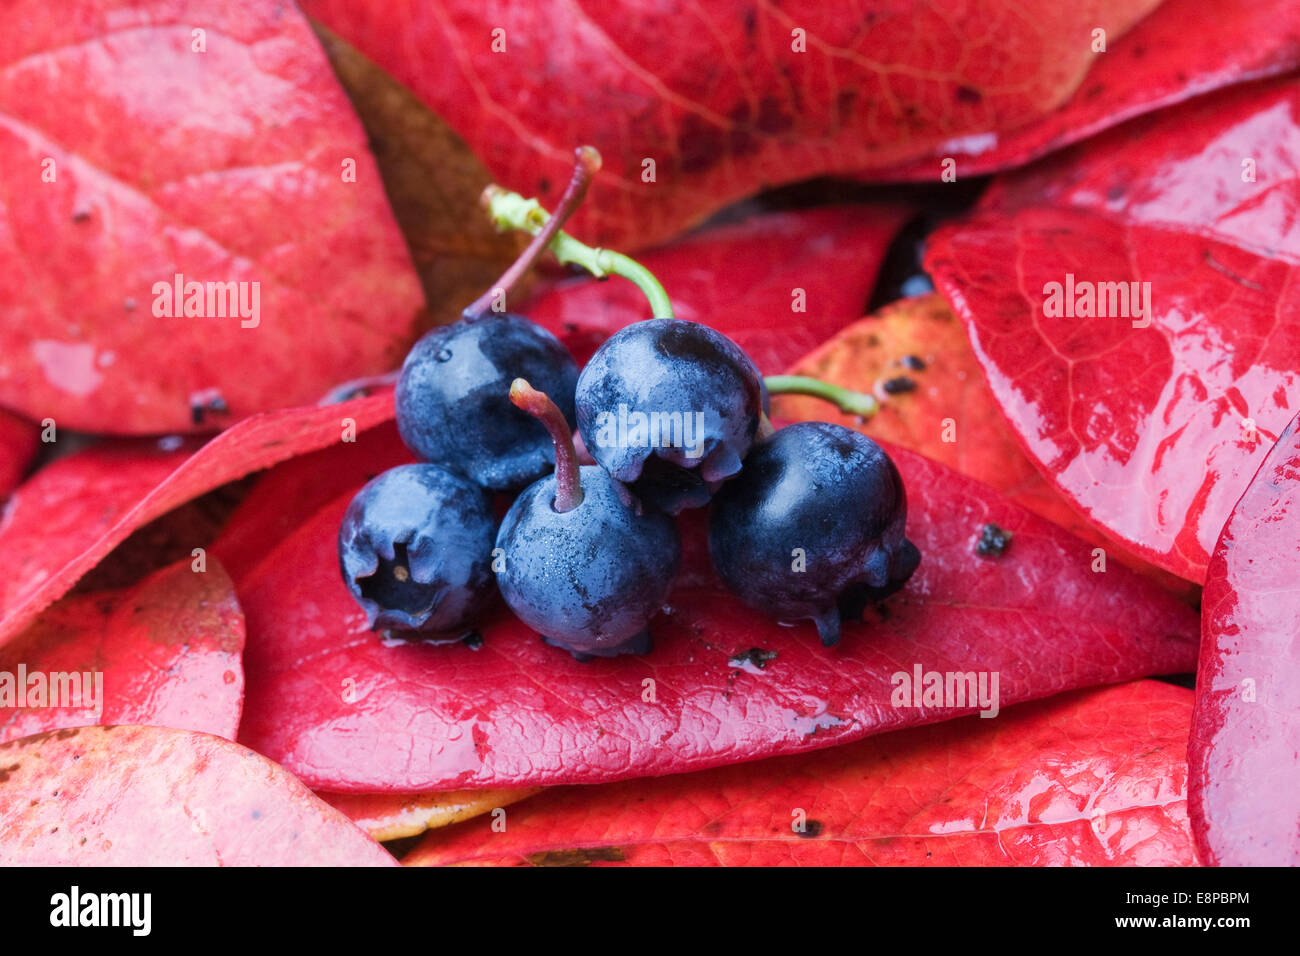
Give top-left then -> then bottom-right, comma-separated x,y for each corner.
0,725 -> 395,865
1190,412 -> 1300,866
524,206 -> 908,374
925,77 -> 1300,584
0,410 -> 38,498
301,0 -> 1158,249
0,391 -> 393,649
231,423 -> 1196,792
0,0 -> 423,434
405,681 -> 1197,866
875,0 -> 1300,180
774,294 -> 1197,598
318,787 -> 539,842
0,557 -> 244,745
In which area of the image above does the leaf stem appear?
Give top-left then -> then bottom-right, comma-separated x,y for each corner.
764,375 -> 879,418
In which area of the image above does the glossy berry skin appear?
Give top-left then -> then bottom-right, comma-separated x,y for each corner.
495,466 -> 680,659
708,422 -> 920,647
338,464 -> 496,637
575,319 -> 765,514
396,314 -> 579,491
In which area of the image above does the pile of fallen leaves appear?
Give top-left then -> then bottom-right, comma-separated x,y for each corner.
1,0 -> 1296,867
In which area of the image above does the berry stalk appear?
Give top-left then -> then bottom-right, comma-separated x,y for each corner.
463,146 -> 602,321
763,375 -> 879,418
509,378 -> 583,512
482,173 -> 675,320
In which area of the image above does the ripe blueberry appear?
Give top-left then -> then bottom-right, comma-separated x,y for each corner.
707,422 -> 920,647
495,379 -> 680,659
395,314 -> 578,491
338,464 -> 496,637
575,319 -> 766,513
395,147 -> 599,492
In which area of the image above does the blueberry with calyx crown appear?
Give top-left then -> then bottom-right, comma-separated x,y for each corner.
338,463 -> 496,638
576,318 -> 766,513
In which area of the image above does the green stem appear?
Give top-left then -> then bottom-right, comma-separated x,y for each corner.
764,375 -> 879,418
483,188 -> 675,319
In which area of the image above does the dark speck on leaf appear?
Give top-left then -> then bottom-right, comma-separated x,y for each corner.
900,355 -> 926,371
956,85 -> 982,104
798,820 -> 824,838
729,647 -> 777,669
72,207 -> 92,223
976,523 -> 1011,557
882,376 -> 917,394
463,631 -> 484,650
190,391 -> 229,426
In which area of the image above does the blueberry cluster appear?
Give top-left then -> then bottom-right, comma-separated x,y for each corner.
337,148 -> 920,659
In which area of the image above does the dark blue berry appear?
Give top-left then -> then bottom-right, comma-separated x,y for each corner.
494,466 -> 680,659
575,319 -> 766,513
708,422 -> 920,647
395,314 -> 579,491
338,464 -> 496,637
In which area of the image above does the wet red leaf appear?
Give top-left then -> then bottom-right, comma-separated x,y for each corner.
233,428 -> 1196,792
0,558 -> 244,745
925,77 -> 1300,583
318,787 -> 539,842
524,206 -> 908,373
0,410 -> 38,498
302,0 -> 1157,249
0,0 -> 423,434
0,725 -> 395,865
405,681 -> 1196,866
1190,412 -> 1300,866
0,391 -> 393,649
875,0 -> 1300,180
774,294 -> 1198,599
